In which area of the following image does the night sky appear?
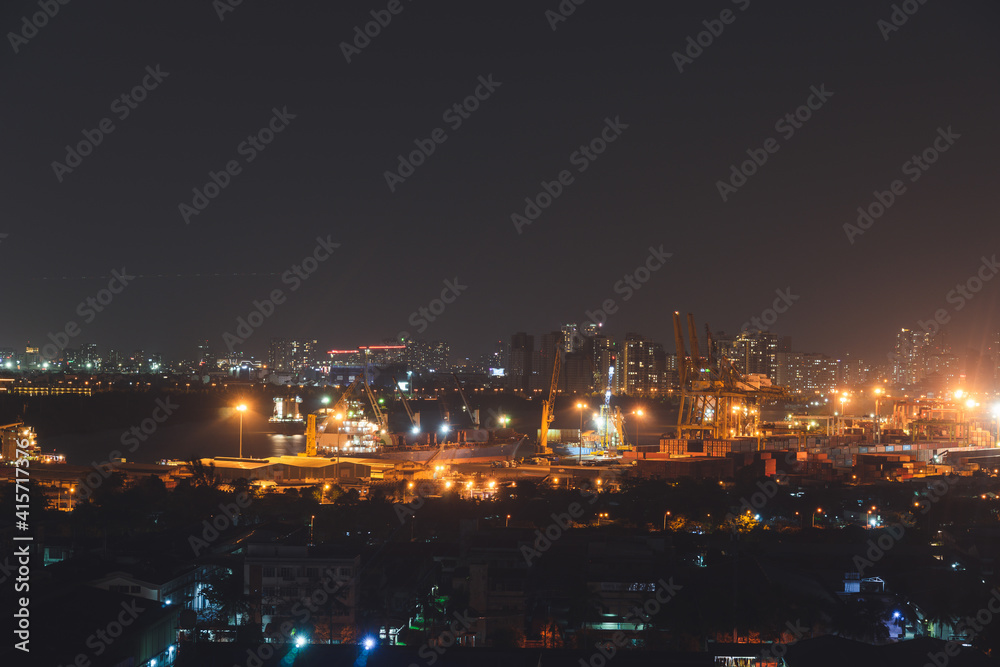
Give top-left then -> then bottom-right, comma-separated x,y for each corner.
2,0 -> 998,363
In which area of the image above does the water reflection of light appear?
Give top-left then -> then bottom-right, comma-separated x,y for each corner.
267,433 -> 305,457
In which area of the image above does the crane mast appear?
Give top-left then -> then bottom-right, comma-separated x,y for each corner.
452,373 -> 479,429
392,376 -> 420,431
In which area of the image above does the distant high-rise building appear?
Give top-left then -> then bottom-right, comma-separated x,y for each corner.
620,333 -> 668,396
80,343 -> 100,370
893,328 -> 930,387
563,351 -> 592,394
590,335 -> 616,394
777,352 -> 838,395
726,331 -> 779,380
841,354 -> 872,388
405,340 -> 450,373
508,333 -> 533,393
294,339 -> 317,368
106,349 -> 121,371
561,324 -> 580,353
196,340 -> 213,368
268,338 -> 293,371
533,332 -> 562,391
268,338 -> 318,372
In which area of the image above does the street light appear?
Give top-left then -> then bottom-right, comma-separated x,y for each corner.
813,508 -> 823,528
633,409 -> 644,450
576,402 -> 587,465
597,512 -> 609,526
868,505 -> 876,529
236,404 -> 247,458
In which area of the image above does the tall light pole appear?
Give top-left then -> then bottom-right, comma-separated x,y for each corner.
874,388 -> 883,443
840,395 -> 849,435
576,402 -> 587,465
993,404 -> 1000,447
237,404 -> 247,458
633,409 -> 644,450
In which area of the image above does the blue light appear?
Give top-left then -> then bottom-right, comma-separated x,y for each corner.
295,635 -> 307,648
363,636 -> 376,651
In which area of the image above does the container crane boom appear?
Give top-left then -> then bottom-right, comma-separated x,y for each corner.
392,376 -> 419,430
538,349 -> 561,455
452,373 -> 479,429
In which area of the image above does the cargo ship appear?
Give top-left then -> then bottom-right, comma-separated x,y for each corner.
313,399 -> 527,463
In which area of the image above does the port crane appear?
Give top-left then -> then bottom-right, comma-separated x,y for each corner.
671,311 -> 789,444
452,373 -> 480,429
393,376 -> 420,432
538,348 -> 561,455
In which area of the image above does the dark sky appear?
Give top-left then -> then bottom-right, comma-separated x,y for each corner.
2,0 -> 998,363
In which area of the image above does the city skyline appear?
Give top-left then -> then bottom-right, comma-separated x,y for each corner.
2,0 -> 998,367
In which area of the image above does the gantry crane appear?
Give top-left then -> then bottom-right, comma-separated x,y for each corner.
672,311 -> 789,445
538,348 -> 561,455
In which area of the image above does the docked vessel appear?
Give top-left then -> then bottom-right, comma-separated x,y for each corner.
268,396 -> 305,434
